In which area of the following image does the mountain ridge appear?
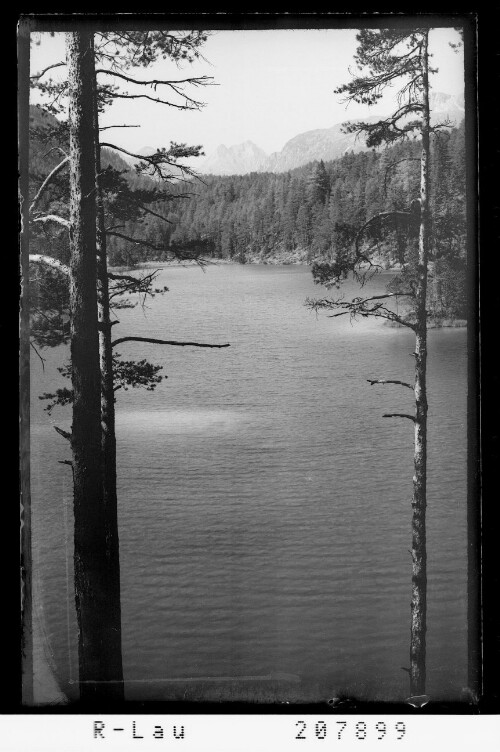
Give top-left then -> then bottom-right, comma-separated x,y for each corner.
198,92 -> 465,176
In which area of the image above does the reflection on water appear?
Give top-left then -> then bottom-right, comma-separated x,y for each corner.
117,409 -> 244,433
30,264 -> 469,702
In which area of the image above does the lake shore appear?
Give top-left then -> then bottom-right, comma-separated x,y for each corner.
112,259 -> 467,329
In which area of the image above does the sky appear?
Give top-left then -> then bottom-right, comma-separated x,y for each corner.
30,27 -> 465,161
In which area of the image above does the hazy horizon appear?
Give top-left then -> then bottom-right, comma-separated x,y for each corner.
30,27 -> 465,161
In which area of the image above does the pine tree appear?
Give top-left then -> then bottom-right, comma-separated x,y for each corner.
29,28 -> 230,703
307,28 -> 441,698
66,29 -> 120,702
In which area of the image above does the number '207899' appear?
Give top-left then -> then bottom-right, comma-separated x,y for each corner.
295,720 -> 407,741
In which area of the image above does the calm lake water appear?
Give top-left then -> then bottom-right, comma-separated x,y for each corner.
30,263 -> 469,703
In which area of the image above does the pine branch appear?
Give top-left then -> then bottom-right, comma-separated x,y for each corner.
306,294 -> 414,329
99,142 -> 201,181
354,210 -> 412,255
96,68 -> 213,90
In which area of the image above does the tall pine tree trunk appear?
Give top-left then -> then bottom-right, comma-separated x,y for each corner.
67,31 -> 120,703
93,80 -> 124,699
410,30 -> 430,698
19,17 -> 34,705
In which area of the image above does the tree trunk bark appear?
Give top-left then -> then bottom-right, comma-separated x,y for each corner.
94,79 -> 124,700
410,30 -> 430,698
19,17 -> 34,706
67,31 -> 119,703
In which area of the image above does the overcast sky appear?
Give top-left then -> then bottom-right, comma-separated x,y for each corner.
30,27 -> 465,160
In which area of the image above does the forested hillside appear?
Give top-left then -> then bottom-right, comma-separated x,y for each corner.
153,122 -> 467,319
29,105 -> 467,319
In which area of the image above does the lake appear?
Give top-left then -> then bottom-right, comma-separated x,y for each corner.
30,263 -> 469,703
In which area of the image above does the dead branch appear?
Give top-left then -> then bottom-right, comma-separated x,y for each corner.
99,124 -> 140,130
30,61 -> 66,80
29,254 -> 70,275
106,231 -> 163,252
43,146 -> 68,160
30,157 -> 70,214
382,413 -> 416,422
32,215 -> 70,229
112,336 -> 230,349
54,425 -> 71,441
368,379 -> 413,389
106,231 -> 208,264
107,91 -> 204,110
30,341 -> 46,370
108,270 -> 158,285
130,202 -> 173,224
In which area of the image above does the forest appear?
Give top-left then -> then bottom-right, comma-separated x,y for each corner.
29,103 -> 467,323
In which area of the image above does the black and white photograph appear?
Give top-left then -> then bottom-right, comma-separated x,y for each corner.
17,12 -> 494,731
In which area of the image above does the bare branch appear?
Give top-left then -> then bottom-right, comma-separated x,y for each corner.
367,379 -> 413,389
106,231 -> 163,252
30,61 -> 66,80
32,215 -> 70,229
356,292 -> 413,303
30,157 -> 69,214
29,254 -> 70,275
107,91 -> 204,110
54,425 -> 72,441
130,201 -> 173,224
108,271 -> 157,285
112,336 -> 230,349
99,124 -> 140,130
30,341 -> 46,370
106,231 -> 208,264
43,146 -> 68,160
382,413 -> 416,422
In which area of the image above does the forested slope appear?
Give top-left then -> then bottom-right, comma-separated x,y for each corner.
29,105 -> 467,319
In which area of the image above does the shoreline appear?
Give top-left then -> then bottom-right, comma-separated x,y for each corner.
111,260 -> 467,330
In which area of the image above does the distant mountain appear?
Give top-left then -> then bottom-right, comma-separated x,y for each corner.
200,141 -> 269,176
198,92 -> 464,176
